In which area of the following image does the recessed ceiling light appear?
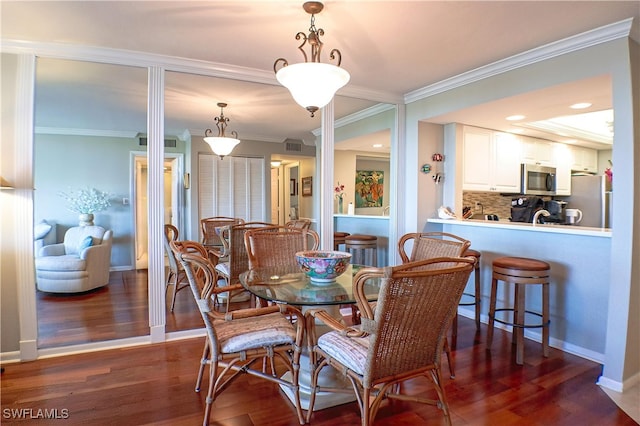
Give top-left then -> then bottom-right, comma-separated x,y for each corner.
506,115 -> 525,121
570,102 -> 592,109
372,144 -> 383,148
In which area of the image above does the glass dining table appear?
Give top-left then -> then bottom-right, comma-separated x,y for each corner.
239,263 -> 382,411
239,263 -> 381,307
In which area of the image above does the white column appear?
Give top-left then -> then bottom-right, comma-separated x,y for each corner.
147,66 -> 166,342
319,100 -> 335,251
15,53 -> 38,360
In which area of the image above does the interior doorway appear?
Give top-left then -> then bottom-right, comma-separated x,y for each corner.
286,163 -> 300,222
270,161 -> 300,225
132,153 -> 183,269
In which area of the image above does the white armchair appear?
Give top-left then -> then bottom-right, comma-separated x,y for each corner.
35,225 -> 113,293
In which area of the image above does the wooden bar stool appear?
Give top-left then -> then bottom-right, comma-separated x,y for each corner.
452,248 -> 481,347
345,234 -> 378,325
333,231 -> 350,251
345,234 -> 378,266
486,256 -> 551,365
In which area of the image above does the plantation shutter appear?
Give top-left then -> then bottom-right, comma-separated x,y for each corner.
198,154 -> 265,222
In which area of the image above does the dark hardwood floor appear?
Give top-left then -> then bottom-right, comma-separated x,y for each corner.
6,272 -> 636,425
37,269 -> 211,348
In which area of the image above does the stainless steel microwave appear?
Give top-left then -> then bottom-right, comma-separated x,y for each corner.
521,164 -> 556,196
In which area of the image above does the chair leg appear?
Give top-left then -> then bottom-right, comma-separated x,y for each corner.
451,314 -> 458,348
443,337 -> 455,379
486,276 -> 498,350
474,265 -> 481,330
202,358 -> 216,426
362,387 -> 371,426
515,283 -> 525,365
196,340 -> 210,392
169,273 -> 179,312
430,367 -> 452,426
542,282 -> 550,357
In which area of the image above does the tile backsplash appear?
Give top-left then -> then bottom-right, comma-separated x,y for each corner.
463,191 -> 513,220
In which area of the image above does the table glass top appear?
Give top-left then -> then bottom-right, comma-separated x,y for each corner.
239,264 -> 381,306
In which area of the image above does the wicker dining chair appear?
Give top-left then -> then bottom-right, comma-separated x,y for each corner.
172,245 -> 306,426
396,231 -> 472,378
285,219 -> 312,231
169,240 -> 238,312
244,225 -> 320,269
200,217 -> 245,263
162,224 -> 194,312
305,257 -> 475,426
210,222 -> 274,308
398,232 -> 471,264
244,225 -> 320,307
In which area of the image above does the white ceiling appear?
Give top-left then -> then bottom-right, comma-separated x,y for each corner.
2,1 -> 639,151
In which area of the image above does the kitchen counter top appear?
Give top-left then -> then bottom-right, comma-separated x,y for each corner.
334,214 -> 389,220
428,218 -> 611,238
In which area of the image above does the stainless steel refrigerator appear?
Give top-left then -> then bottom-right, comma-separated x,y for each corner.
566,175 -> 612,228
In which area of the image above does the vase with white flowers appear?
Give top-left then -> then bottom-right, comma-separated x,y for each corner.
58,187 -> 111,226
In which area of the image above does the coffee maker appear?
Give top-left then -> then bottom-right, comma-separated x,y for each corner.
543,200 -> 567,223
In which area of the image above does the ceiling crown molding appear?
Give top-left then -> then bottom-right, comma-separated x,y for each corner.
404,18 -> 634,104
1,39 -> 400,104
35,127 -> 138,138
311,103 -> 396,137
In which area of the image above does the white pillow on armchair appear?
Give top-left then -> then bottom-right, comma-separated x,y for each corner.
34,220 -> 56,256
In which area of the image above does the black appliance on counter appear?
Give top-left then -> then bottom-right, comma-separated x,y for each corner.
543,200 -> 567,223
510,196 -> 544,223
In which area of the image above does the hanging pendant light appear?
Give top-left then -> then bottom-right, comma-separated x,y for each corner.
274,1 -> 350,117
203,102 -> 240,159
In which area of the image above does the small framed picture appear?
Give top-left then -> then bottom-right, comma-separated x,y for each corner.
301,176 -> 312,197
290,179 -> 297,196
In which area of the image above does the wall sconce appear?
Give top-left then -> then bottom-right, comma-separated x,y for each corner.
274,1 -> 350,117
183,173 -> 190,190
203,102 -> 241,159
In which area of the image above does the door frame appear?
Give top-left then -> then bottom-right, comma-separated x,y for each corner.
130,151 -> 184,269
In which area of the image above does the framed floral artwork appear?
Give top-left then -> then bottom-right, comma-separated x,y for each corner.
355,170 -> 384,208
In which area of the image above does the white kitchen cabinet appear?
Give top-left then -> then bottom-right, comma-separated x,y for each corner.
462,126 -> 521,193
521,136 -> 556,166
553,143 -> 572,195
571,146 -> 598,173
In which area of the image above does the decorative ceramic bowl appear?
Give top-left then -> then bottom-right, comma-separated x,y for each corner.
295,250 -> 352,283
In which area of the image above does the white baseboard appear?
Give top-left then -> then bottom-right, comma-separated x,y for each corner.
456,307 -> 605,364
36,335 -> 151,360
109,265 -> 132,272
598,370 -> 640,392
0,350 -> 21,364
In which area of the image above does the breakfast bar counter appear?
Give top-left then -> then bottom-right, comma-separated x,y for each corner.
426,217 -> 612,363
428,218 -> 611,237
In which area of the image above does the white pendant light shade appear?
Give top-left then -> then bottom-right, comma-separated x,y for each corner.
204,102 -> 241,159
203,136 -> 240,159
274,1 -> 349,117
276,62 -> 350,115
